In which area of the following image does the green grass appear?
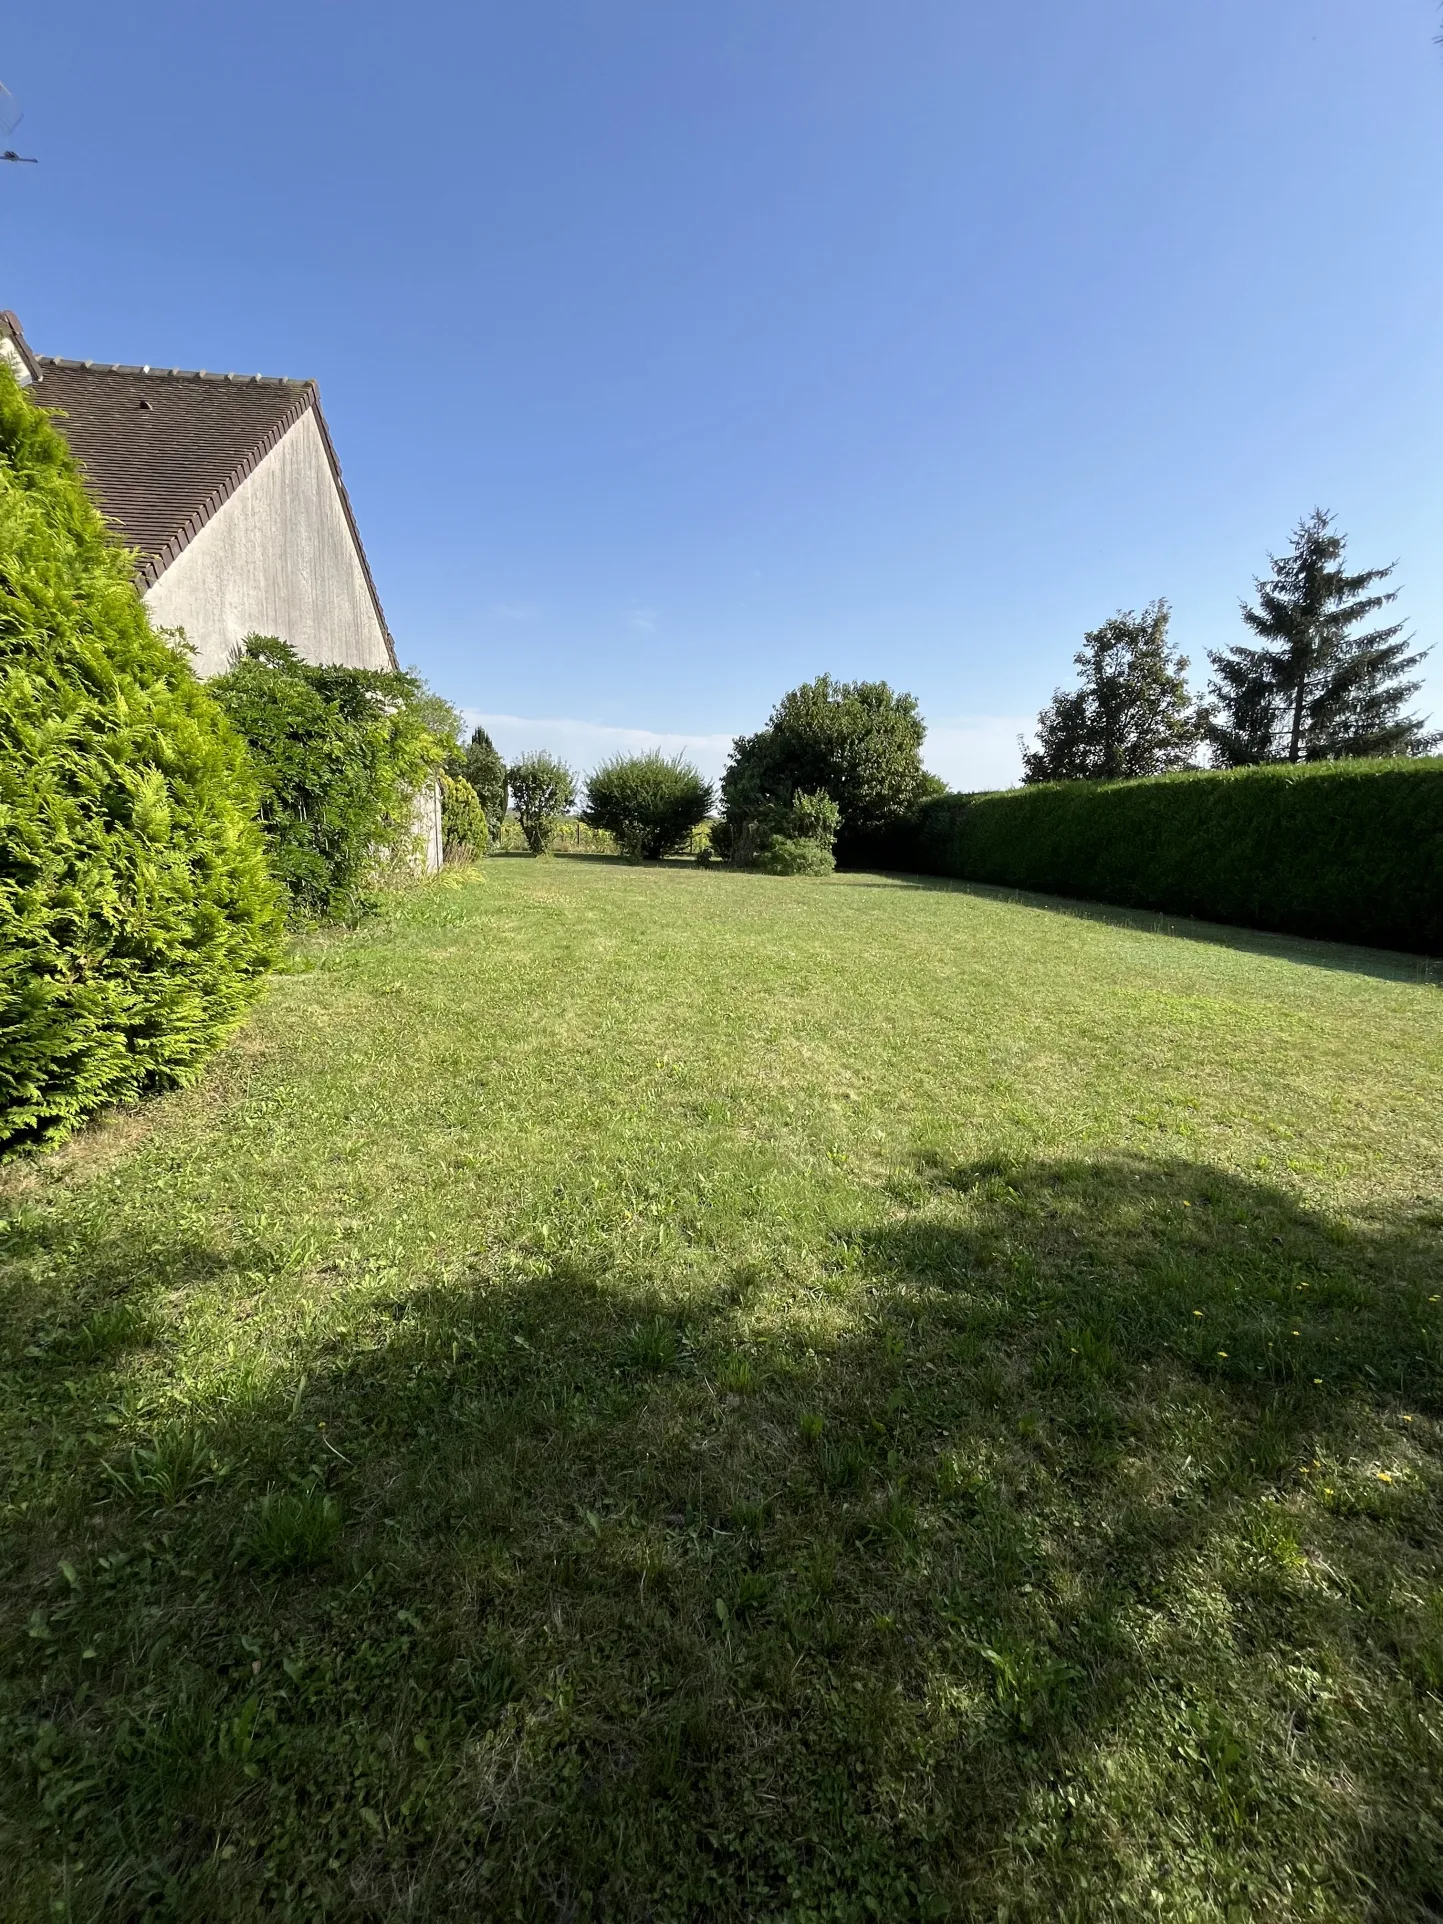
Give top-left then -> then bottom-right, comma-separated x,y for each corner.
3,857 -> 1442,1921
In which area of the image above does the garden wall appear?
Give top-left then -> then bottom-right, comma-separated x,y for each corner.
878,759 -> 1443,954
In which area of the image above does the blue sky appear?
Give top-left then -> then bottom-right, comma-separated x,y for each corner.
5,2 -> 1442,787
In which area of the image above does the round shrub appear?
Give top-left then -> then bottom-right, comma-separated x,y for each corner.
440,773 -> 488,862
508,753 -> 577,854
583,752 -> 715,861
0,364 -> 281,1157
755,835 -> 836,876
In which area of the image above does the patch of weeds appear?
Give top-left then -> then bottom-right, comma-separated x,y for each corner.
621,1315 -> 682,1373
453,1640 -> 526,1717
715,1351 -> 756,1393
1185,1707 -> 1257,1829
816,1435 -> 870,1495
242,1487 -> 342,1572
69,1299 -> 158,1361
108,1426 -> 215,1508
975,1639 -> 1080,1735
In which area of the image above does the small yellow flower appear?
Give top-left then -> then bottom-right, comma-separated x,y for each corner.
1193,1310 -> 1203,1318
1313,1378 -> 1323,1385
1377,1472 -> 1393,1483
1217,1350 -> 1228,1359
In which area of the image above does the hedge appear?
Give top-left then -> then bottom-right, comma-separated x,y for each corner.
884,759 -> 1443,954
0,364 -> 281,1156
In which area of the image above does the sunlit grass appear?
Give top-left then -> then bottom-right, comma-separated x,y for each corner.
2,857 -> 1441,1920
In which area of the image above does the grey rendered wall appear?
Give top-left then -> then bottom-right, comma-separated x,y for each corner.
413,780 -> 443,875
142,408 -> 391,679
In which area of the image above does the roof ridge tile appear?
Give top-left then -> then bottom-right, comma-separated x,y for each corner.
35,354 -> 308,388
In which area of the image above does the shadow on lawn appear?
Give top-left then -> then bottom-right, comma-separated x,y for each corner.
845,870 -> 1443,985
2,1160 -> 1442,1920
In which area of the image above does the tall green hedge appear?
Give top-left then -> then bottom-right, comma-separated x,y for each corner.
890,760 -> 1443,953
0,365 -> 281,1156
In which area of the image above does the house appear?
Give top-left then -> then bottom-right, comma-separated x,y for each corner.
1,308 -> 441,870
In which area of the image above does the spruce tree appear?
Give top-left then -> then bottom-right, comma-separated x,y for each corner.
1021,601 -> 1201,783
1208,510 -> 1435,765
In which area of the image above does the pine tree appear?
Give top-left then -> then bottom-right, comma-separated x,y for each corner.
1021,601 -> 1201,783
1208,510 -> 1435,765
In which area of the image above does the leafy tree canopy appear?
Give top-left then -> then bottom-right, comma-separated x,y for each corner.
1208,510 -> 1435,765
508,752 -> 577,854
1022,601 -> 1201,784
721,676 -> 930,859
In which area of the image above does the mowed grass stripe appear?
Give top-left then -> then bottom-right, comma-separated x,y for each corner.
2,857 -> 1441,1921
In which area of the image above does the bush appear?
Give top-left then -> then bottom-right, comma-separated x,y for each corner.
893,760 -> 1443,953
755,835 -> 836,876
789,787 -> 841,848
440,774 -> 487,863
721,676 -> 932,863
0,362 -> 281,1157
583,752 -> 714,861
508,753 -> 577,854
209,637 -> 442,923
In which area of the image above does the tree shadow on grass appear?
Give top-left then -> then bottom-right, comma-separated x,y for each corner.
1,1161 -> 1441,1920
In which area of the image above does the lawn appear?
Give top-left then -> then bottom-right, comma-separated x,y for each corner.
3,857 -> 1442,1922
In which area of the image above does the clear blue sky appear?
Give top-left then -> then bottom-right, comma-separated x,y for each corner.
5,2 -> 1442,786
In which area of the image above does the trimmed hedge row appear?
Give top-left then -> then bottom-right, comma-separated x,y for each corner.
883,759 -> 1443,954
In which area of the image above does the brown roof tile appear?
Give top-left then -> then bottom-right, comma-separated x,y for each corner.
7,324 -> 396,668
34,358 -> 311,566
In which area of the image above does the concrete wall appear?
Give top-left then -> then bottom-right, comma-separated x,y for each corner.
413,780 -> 443,876
142,408 -> 392,679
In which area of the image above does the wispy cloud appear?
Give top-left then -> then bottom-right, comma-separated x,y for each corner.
463,712 -> 736,786
625,605 -> 660,634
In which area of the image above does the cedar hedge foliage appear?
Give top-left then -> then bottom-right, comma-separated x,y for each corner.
889,759 -> 1443,954
0,363 -> 281,1157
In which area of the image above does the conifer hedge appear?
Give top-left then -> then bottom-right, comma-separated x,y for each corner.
890,760 -> 1443,953
0,365 -> 281,1156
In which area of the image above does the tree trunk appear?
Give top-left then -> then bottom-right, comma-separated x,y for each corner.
1287,658 -> 1307,763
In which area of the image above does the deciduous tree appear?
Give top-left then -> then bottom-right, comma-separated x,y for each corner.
1022,601 -> 1201,784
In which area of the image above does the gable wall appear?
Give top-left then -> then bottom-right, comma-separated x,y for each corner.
141,407 -> 392,679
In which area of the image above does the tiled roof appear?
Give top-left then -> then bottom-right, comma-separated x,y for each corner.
34,358 -> 312,574
1,313 -> 396,668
